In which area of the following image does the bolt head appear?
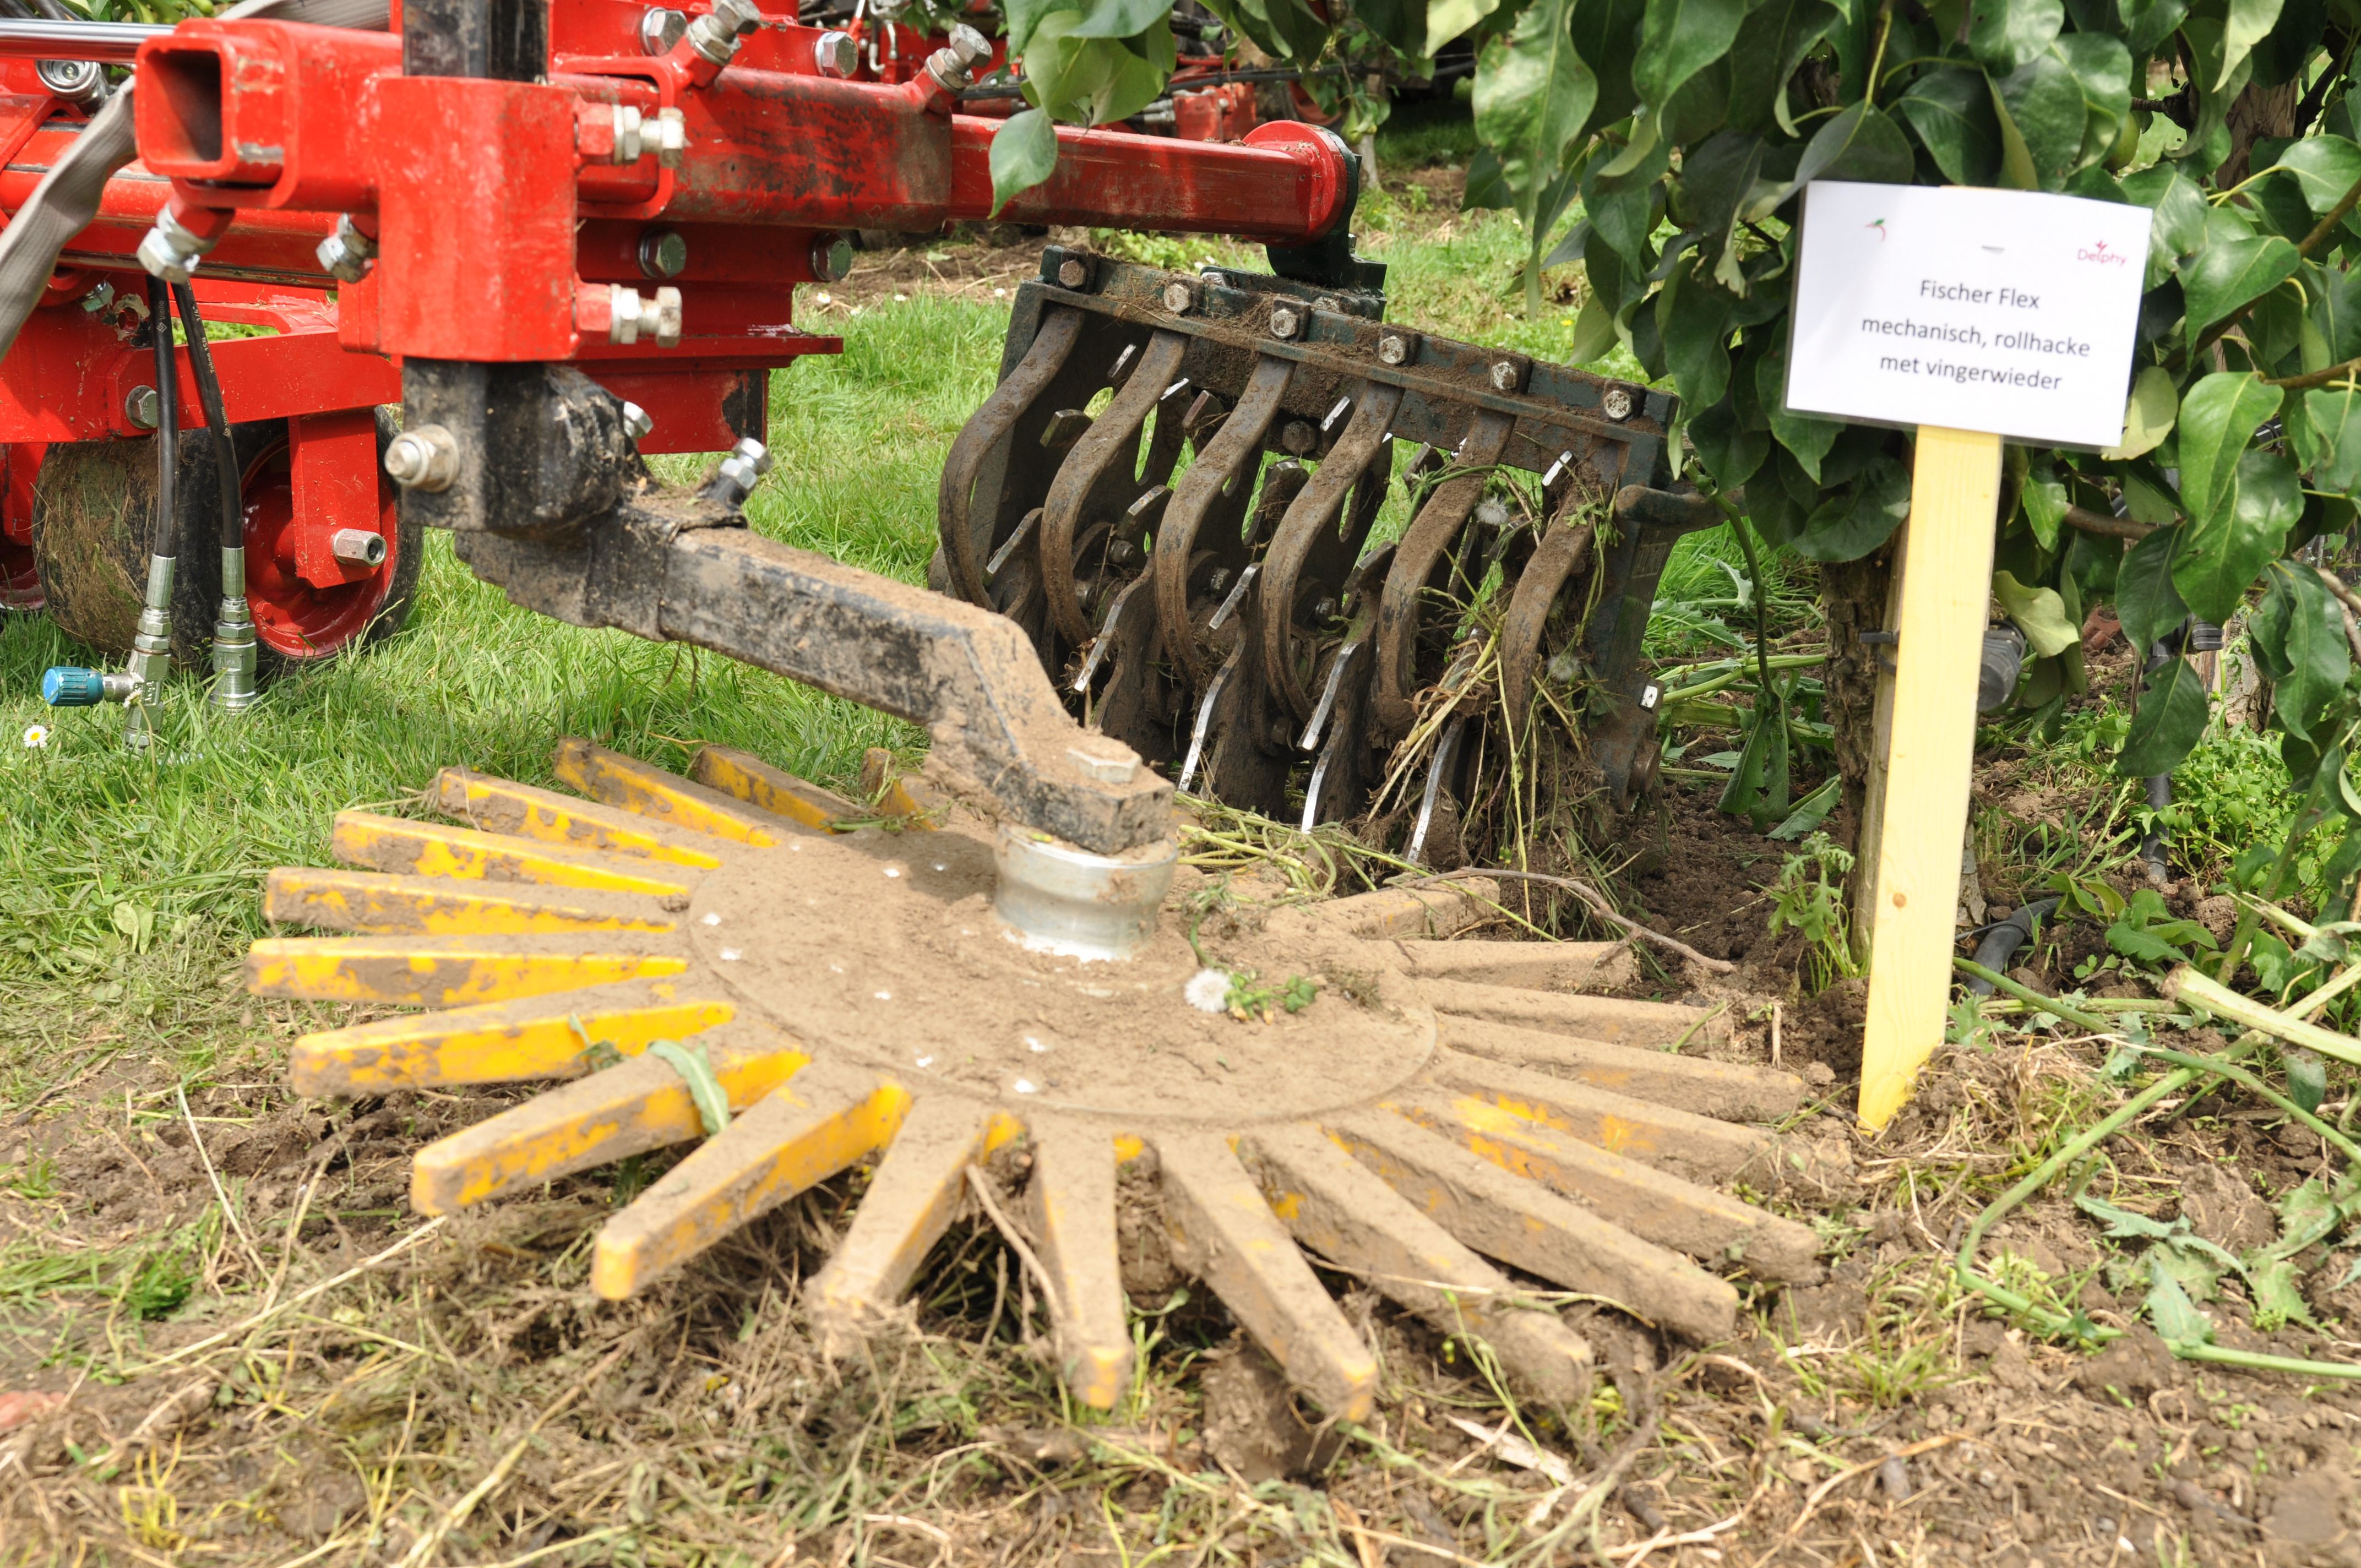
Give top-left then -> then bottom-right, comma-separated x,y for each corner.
811,233 -> 855,283
639,228 -> 688,279
813,28 -> 857,76
1377,334 -> 1408,366
1270,305 -> 1301,339
1206,567 -> 1232,595
80,280 -> 113,314
384,424 -> 460,492
1280,420 -> 1315,455
37,58 -> 104,104
1601,386 -> 1635,421
947,23 -> 992,66
1313,596 -> 1338,622
649,108 -> 687,167
639,6 -> 687,52
1489,361 -> 1518,391
730,436 -> 774,476
1056,258 -> 1088,290
124,385 -> 158,431
1162,280 -> 1193,314
621,400 -> 654,440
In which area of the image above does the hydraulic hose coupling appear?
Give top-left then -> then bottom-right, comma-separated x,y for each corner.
702,437 -> 772,509
40,667 -> 138,707
316,215 -> 379,284
123,554 -> 176,747
136,202 -> 235,285
211,595 -> 259,712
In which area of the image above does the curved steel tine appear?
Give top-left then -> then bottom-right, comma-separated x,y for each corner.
1041,330 -> 1192,647
1406,714 -> 1470,867
1258,384 -> 1406,722
938,307 -> 1087,607
1302,641 -> 1376,831
1498,509 -> 1598,728
1153,355 -> 1294,687
1071,574 -> 1148,696
1299,637 -> 1363,753
1372,410 -> 1516,738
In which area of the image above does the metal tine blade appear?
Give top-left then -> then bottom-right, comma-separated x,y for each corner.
1257,385 -> 1406,722
939,307 -> 1087,606
1040,330 -> 1190,646
1372,411 -> 1516,740
1406,713 -> 1470,866
810,1097 -> 1007,1357
1178,641 -> 1241,792
986,507 -> 1041,577
1298,636 -> 1363,754
1152,355 -> 1294,687
1070,574 -> 1147,695
410,1024 -> 810,1214
1237,1120 -> 1594,1407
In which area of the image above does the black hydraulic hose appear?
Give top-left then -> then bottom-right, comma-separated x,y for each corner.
1963,897 -> 2063,997
171,283 -> 242,554
146,274 -> 178,561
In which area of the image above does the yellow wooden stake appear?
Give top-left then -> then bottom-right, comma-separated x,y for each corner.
1858,426 -> 2003,1130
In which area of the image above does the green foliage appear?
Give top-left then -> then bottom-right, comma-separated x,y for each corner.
1765,831 -> 1860,987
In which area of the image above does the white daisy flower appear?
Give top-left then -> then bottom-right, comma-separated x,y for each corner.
21,725 -> 46,749
1184,968 -> 1231,1014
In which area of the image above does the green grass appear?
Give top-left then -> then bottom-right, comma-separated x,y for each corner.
1373,95 -> 1483,171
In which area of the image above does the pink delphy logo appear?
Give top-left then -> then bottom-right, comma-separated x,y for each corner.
2077,238 -> 2129,265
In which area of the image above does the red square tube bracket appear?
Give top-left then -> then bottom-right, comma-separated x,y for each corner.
134,20 -> 401,211
373,77 -> 582,362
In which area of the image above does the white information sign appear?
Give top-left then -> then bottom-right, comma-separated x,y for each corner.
1785,181 -> 2154,449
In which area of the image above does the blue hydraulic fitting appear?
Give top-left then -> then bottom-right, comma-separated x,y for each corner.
42,666 -> 137,706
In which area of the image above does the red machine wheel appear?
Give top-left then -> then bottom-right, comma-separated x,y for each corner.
31,410 -> 421,676
232,418 -> 416,665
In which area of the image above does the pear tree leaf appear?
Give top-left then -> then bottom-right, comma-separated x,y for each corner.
2115,658 -> 2207,776
2104,365 -> 2179,460
1993,569 -> 2079,655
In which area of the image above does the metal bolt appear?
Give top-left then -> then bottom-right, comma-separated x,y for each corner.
1067,746 -> 1139,785
705,435 -> 774,508
639,6 -> 687,53
648,107 -> 687,168
650,285 -> 683,349
1601,386 -> 1635,421
603,104 -> 647,163
686,0 -> 763,66
621,400 -> 654,441
385,424 -> 461,491
1200,269 -> 1226,288
136,207 -> 216,284
1206,567 -> 1232,595
1270,304 -> 1301,339
316,214 -> 378,282
810,232 -> 855,283
606,285 -> 649,345
946,23 -> 992,69
329,529 -> 388,568
1107,538 -> 1141,568
1279,420 -> 1315,455
813,29 -> 857,77
80,280 -> 113,314
1162,279 -> 1193,314
1056,258 -> 1088,290
1312,296 -> 1337,313
1377,333 -> 1408,366
36,58 -> 105,106
125,385 -> 158,431
1489,361 -> 1519,391
1313,596 -> 1338,622
638,228 -> 688,279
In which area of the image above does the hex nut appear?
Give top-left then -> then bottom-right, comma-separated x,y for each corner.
1279,420 -> 1315,455
1162,280 -> 1194,314
651,286 -> 684,349
638,229 -> 688,279
810,233 -> 855,284
1489,361 -> 1519,391
384,425 -> 460,492
1270,304 -> 1301,339
639,7 -> 687,53
947,23 -> 992,67
649,108 -> 688,168
316,214 -> 378,283
124,385 -> 158,431
80,280 -> 113,315
1057,258 -> 1089,289
620,400 -> 654,441
813,28 -> 858,77
329,529 -> 388,568
1377,333 -> 1408,366
1602,386 -> 1636,421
